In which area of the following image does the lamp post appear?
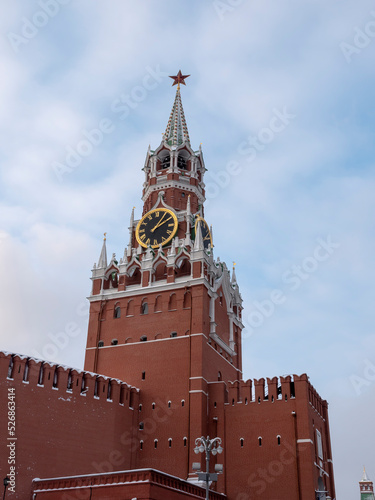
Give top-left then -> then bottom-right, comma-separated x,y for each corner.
3,477 -> 10,500
194,436 -> 223,500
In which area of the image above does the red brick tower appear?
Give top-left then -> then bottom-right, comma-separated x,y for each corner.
84,71 -> 243,482
360,468 -> 375,500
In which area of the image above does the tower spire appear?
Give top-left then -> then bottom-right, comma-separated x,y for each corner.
362,467 -> 370,482
97,233 -> 108,269
164,71 -> 190,146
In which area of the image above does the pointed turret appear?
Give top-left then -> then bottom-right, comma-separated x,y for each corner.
194,219 -> 204,251
359,467 -> 375,500
164,81 -> 190,146
231,262 -> 237,285
127,206 -> 135,257
362,468 -> 371,483
98,233 -> 108,269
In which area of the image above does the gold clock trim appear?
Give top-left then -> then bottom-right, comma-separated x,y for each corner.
135,208 -> 178,249
195,216 -> 212,248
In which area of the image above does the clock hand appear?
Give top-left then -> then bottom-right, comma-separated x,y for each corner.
151,212 -> 167,232
152,216 -> 172,231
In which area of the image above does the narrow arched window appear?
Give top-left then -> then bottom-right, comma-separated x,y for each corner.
240,438 -> 244,448
139,422 -> 144,430
154,439 -> 158,449
140,440 -> 143,450
141,300 -> 148,315
277,435 -> 281,446
258,437 -> 262,446
161,154 -> 170,169
114,305 -> 121,318
126,300 -> 134,316
154,295 -> 162,312
168,293 -> 177,311
183,437 -> 187,447
177,155 -> 187,170
183,292 -> 191,309
168,438 -> 172,448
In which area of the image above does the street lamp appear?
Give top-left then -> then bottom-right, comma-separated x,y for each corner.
3,477 -> 10,500
193,436 -> 223,500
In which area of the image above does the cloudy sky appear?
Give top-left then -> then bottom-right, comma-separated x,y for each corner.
1,1 -> 374,498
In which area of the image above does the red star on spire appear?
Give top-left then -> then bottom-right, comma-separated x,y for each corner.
169,70 -> 190,87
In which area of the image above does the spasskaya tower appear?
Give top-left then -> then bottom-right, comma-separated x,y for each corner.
84,71 -> 243,482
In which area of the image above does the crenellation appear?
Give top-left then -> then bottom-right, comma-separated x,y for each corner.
0,350 -> 137,408
226,375 -> 318,407
240,379 -> 252,403
267,376 -> 278,401
254,377 -> 265,402
280,374 -> 292,401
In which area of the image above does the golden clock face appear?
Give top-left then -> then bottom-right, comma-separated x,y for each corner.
135,208 -> 178,249
195,217 -> 212,249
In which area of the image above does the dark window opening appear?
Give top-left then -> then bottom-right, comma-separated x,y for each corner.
290,381 -> 295,398
154,440 -> 158,449
184,438 -> 187,447
161,155 -> 170,169
139,422 -> 144,430
168,439 -> 172,448
259,437 -> 262,447
178,156 -> 187,170
277,436 -> 281,446
140,336 -> 147,342
111,339 -> 118,345
152,403 -> 155,410
114,306 -> 121,318
98,340 -> 104,347
170,331 -> 177,338
168,401 -> 171,408
181,400 -> 185,407
140,441 -> 143,450
285,394 -> 288,401
142,371 -> 146,380
240,438 -> 244,448
141,302 -> 148,315
139,404 -> 142,411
